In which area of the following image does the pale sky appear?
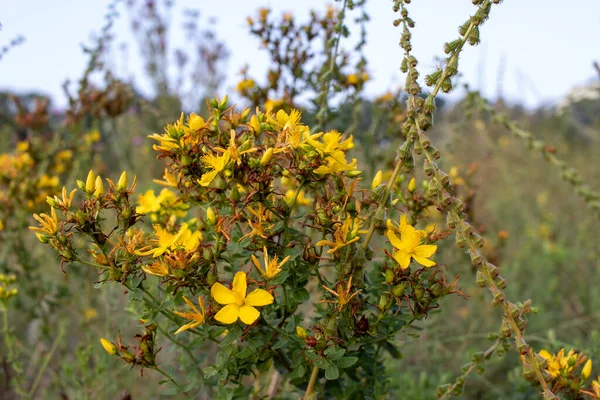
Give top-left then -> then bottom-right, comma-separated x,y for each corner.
1,0 -> 599,109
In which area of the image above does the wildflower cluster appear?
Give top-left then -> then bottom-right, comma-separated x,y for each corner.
30,97 -> 469,397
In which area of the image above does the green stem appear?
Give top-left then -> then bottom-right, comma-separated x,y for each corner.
153,366 -> 192,399
27,325 -> 65,399
303,366 -> 320,400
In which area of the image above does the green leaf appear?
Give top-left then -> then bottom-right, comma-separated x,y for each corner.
288,364 -> 306,380
236,347 -> 254,360
325,364 -> 340,380
219,325 -> 242,347
291,288 -> 310,303
272,337 -> 287,350
336,356 -> 358,369
324,347 -> 346,360
270,269 -> 290,285
217,385 -> 233,400
203,366 -> 218,379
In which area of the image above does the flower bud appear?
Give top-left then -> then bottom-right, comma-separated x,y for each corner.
35,232 -> 50,243
582,359 -> 592,380
94,176 -> 104,197
100,338 -> 117,355
385,269 -> 395,284
206,207 -> 216,225
408,177 -> 416,192
259,148 -> 274,167
206,271 -> 218,286
392,283 -> 406,297
378,294 -> 389,310
371,170 -> 383,190
85,171 -> 96,194
296,326 -> 308,339
117,171 -> 128,191
46,196 -> 59,208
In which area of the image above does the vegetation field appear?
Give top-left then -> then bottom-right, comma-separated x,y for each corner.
1,1 -> 600,399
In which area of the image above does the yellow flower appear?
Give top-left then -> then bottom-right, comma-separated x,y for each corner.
100,338 -> 117,355
16,141 -> 29,153
37,174 -> 59,189
47,186 -> 77,209
215,130 -> 257,166
387,223 -> 437,269
313,151 -> 358,175
84,308 -> 97,321
153,169 -> 180,188
173,296 -> 206,334
539,349 -> 582,378
264,98 -> 284,112
185,113 -> 205,133
316,217 -> 362,254
239,204 -> 275,241
308,130 -> 354,156
236,79 -> 256,93
142,261 -> 169,276
136,223 -> 201,257
30,207 -> 59,235
211,272 -> 274,325
347,74 -> 359,85
136,190 -> 162,214
284,189 -> 312,206
198,150 -> 231,186
591,377 -> 600,397
251,247 -> 290,279
321,276 -> 361,312
449,166 -> 465,186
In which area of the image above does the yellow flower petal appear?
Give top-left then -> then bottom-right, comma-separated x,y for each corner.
245,289 -> 274,307
238,305 -> 260,324
393,251 -> 411,269
232,271 -> 247,298
199,169 -> 219,187
387,230 -> 403,250
413,244 -> 437,258
413,256 -> 436,267
214,304 -> 240,324
174,321 -> 201,335
211,282 -> 236,305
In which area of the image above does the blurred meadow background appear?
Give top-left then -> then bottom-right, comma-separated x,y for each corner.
1,0 -> 600,399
